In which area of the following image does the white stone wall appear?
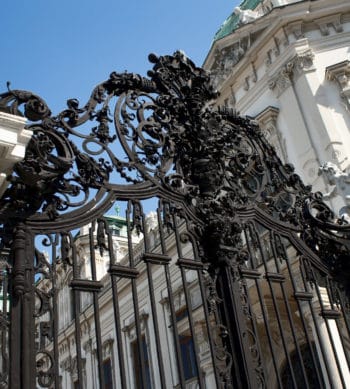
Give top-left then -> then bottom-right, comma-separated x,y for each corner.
0,112 -> 31,196
204,0 -> 350,216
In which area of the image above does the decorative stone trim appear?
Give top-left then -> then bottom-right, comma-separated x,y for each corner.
254,106 -> 287,162
0,112 -> 31,196
286,21 -> 304,40
326,60 -> 350,110
273,37 -> 281,57
316,14 -> 343,36
122,310 -> 149,340
243,76 -> 250,91
269,50 -> 315,96
251,62 -> 257,83
102,338 -> 114,360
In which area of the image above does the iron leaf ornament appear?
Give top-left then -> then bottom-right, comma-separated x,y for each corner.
0,51 -> 350,290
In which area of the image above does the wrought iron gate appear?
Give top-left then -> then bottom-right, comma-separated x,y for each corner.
0,51 -> 350,388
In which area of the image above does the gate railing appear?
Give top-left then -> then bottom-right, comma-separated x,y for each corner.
0,51 -> 350,388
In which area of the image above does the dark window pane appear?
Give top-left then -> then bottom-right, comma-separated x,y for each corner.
131,335 -> 152,389
102,358 -> 113,389
179,335 -> 198,381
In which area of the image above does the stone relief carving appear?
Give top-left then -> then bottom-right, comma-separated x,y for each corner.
325,141 -> 347,166
145,211 -> 158,233
303,159 -> 320,182
234,7 -> 260,25
209,37 -> 252,88
319,161 -> 350,220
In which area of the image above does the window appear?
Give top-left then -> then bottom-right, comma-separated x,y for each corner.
175,308 -> 198,382
131,335 -> 152,389
111,228 -> 120,237
102,358 -> 114,389
179,335 -> 198,381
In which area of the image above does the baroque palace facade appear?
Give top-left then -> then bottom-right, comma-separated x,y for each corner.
204,0 -> 350,218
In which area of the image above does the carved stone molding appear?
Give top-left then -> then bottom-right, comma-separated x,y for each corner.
316,14 -> 343,36
326,60 -> 350,110
0,112 -> 31,197
269,50 -> 315,96
286,21 -> 304,40
102,338 -> 114,360
83,339 -> 93,354
302,158 -> 320,182
122,311 -> 149,340
254,106 -> 287,162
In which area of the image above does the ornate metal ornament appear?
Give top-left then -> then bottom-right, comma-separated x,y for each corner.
1,51 -> 350,388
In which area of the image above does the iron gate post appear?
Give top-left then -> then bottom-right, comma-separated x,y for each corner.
9,223 -> 36,389
217,262 -> 261,389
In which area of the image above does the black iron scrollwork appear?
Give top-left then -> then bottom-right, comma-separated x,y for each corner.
1,49 -> 349,284
1,50 -> 350,387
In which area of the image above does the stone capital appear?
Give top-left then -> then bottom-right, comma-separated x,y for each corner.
269,50 -> 314,96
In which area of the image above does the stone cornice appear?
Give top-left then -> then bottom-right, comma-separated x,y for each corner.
254,106 -> 288,162
204,0 -> 350,69
325,60 -> 350,88
254,106 -> 279,125
315,13 -> 343,36
205,0 -> 350,95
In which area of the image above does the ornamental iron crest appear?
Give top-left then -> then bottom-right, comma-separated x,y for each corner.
1,51 -> 350,388
1,51 -> 348,287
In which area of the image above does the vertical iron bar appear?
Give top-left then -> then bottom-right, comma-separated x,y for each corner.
270,232 -> 310,389
251,223 -> 298,388
157,203 -> 186,387
70,232 -> 84,388
171,211 -> 205,389
89,222 -> 105,389
301,257 -> 334,385
106,219 -> 127,389
217,264 -> 259,389
1,254 -> 9,387
126,201 -> 147,389
141,205 -> 167,389
52,234 -> 60,388
313,276 -> 347,388
277,235 -> 324,388
245,225 -> 283,387
327,278 -> 350,370
187,217 -> 222,389
9,223 -> 36,389
335,289 -> 350,365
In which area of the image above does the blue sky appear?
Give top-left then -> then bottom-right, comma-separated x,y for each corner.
1,0 -> 238,114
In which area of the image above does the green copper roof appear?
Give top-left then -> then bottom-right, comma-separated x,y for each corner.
214,0 -> 262,42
